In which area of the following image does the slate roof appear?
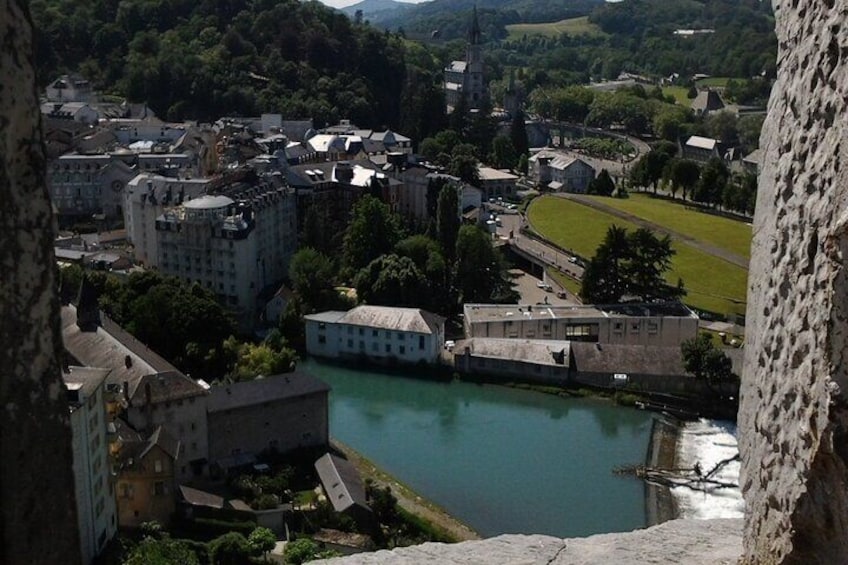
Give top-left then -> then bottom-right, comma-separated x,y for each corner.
459,338 -> 570,367
570,343 -> 686,376
61,304 -> 205,403
118,425 -> 181,468
691,90 -> 725,113
314,453 -> 371,514
206,372 -> 331,413
63,366 -> 111,410
336,305 -> 445,335
179,485 -> 225,509
130,371 -> 208,407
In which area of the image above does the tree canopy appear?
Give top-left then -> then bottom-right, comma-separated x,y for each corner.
581,225 -> 684,304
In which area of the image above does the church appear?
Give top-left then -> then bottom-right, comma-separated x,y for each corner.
444,6 -> 488,112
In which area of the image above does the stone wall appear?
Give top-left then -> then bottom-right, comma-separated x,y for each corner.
738,0 -> 848,562
319,518 -> 742,564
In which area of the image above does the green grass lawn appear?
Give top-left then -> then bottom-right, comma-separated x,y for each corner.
547,269 -> 582,297
662,85 -> 691,106
505,16 -> 605,40
695,77 -> 744,88
527,195 -> 748,317
585,193 -> 753,259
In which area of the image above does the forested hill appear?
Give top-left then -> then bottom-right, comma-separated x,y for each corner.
30,0 -> 412,127
375,0 -> 603,40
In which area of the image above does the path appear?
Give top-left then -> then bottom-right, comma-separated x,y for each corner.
331,440 -> 481,542
557,194 -> 750,270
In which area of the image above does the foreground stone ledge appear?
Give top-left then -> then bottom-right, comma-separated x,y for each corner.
317,518 -> 742,564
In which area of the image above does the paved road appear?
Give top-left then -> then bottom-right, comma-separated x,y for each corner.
493,210 -> 585,279
557,193 -> 750,270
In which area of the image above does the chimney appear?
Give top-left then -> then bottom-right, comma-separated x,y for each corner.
334,161 -> 354,184
125,355 -> 132,369
75,275 -> 101,331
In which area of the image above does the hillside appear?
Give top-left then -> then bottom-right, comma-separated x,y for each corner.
376,0 -> 603,39
29,0 -> 414,127
340,0 -> 416,22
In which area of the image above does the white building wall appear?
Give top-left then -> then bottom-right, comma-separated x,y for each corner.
307,321 -> 442,364
69,384 -> 117,564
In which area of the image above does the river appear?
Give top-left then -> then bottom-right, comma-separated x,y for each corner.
300,358 -> 655,538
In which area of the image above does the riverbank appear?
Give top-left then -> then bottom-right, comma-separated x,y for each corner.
331,438 -> 481,543
644,416 -> 681,526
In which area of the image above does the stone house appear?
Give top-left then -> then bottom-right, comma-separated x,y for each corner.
114,426 -> 181,528
206,373 -> 331,472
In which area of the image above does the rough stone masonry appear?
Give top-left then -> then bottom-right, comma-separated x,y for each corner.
739,0 -> 848,562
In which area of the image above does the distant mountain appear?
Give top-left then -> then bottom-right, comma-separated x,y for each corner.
370,0 -> 604,40
340,0 -> 416,23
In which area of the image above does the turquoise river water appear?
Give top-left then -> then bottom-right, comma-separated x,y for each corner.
301,358 -> 654,538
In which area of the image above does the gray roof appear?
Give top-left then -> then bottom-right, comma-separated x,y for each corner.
337,305 -> 445,335
570,343 -> 686,376
207,371 -> 330,413
63,366 -> 111,409
314,453 -> 371,514
304,311 -> 347,324
459,338 -> 570,367
691,90 -> 725,112
179,485 -> 225,509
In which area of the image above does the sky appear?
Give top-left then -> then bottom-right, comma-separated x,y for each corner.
316,0 -> 427,10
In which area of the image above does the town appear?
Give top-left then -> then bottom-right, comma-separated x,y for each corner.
25,1 -> 770,563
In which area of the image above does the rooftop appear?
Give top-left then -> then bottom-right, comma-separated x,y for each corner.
334,305 -> 445,335
478,166 -> 519,182
63,366 -> 111,409
207,371 -> 331,413
314,453 -> 371,514
463,302 -> 698,324
685,135 -> 719,151
458,338 -> 570,367
570,343 -> 686,376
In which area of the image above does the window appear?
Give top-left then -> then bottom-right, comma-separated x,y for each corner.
359,328 -> 364,336
154,481 -> 166,496
419,336 -> 425,350
318,335 -> 326,344
647,321 -> 659,334
347,339 -> 353,348
120,483 -> 134,500
397,332 -> 404,341
613,322 -> 624,332
154,459 -> 162,473
385,343 -> 391,353
630,322 -> 640,333
372,329 -> 378,337
399,345 -> 405,354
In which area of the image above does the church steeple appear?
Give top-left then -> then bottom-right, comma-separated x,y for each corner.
468,4 -> 482,45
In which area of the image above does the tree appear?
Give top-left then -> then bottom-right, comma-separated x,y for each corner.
289,248 -> 336,311
490,135 -> 517,170
342,195 -> 403,277
665,159 -> 701,200
436,182 -> 460,259
630,149 -> 672,193
588,169 -> 615,196
2,5 -> 82,562
694,157 -> 729,206
509,109 -> 529,159
517,153 -> 529,175
580,225 -> 630,304
248,527 -> 276,562
454,225 -> 514,304
353,254 -> 427,308
284,538 -> 322,565
681,333 -> 738,399
209,532 -> 251,565
126,536 -> 200,565
580,225 -> 683,304
704,111 -> 738,144
226,339 -> 297,382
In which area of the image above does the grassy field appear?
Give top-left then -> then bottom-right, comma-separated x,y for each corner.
548,269 -> 582,297
662,85 -> 691,106
527,195 -> 748,317
695,77 -> 743,88
505,16 -> 605,40
585,193 -> 753,259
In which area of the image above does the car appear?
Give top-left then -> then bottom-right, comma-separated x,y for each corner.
536,281 -> 547,289
556,291 -> 568,299
569,256 -> 579,264
543,284 -> 553,292
444,340 -> 456,351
